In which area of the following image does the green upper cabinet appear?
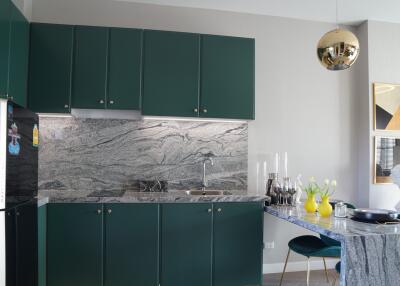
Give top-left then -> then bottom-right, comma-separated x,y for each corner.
213,203 -> 264,286
7,3 -> 29,107
0,0 -> 10,98
71,26 -> 108,109
200,35 -> 255,120
161,203 -> 213,286
28,23 -> 74,113
47,204 -> 103,286
104,203 -> 159,286
142,30 -> 200,117
107,28 -> 142,110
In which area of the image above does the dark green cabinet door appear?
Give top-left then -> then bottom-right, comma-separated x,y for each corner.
161,203 -> 212,286
8,4 -> 29,107
104,204 -> 159,286
38,205 -> 47,286
28,23 -> 74,113
47,204 -> 103,286
213,203 -> 264,286
72,26 -> 108,109
0,0 -> 10,97
107,28 -> 142,110
142,30 -> 200,117
200,35 -> 255,119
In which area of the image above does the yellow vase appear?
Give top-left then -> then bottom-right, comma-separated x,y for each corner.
319,196 -> 333,217
304,194 -> 318,213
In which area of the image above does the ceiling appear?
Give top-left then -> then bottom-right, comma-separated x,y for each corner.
116,0 -> 400,25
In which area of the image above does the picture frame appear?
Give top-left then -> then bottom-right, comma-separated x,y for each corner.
374,136 -> 400,184
374,82 -> 400,131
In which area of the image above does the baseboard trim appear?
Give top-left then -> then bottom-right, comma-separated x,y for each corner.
263,258 -> 339,274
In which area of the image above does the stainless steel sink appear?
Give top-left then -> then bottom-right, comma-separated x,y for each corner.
185,190 -> 231,196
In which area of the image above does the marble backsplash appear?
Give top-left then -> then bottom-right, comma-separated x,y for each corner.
38,117 -> 248,191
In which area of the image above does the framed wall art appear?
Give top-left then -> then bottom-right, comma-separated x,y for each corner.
374,82 -> 400,131
374,136 -> 400,184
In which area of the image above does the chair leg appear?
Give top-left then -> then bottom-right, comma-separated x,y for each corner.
306,257 -> 310,286
323,258 -> 330,283
331,274 -> 337,286
279,249 -> 291,286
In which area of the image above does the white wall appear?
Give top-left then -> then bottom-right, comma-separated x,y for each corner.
12,0 -> 32,20
31,0 -> 360,267
353,22 -> 371,208
362,21 -> 400,211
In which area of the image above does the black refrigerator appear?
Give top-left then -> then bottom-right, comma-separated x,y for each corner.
0,99 -> 38,286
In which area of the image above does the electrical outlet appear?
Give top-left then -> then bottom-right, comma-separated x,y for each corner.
265,241 -> 275,249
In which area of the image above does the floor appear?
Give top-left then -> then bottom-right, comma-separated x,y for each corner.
263,270 -> 339,286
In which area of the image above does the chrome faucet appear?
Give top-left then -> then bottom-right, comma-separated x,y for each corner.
201,157 -> 214,191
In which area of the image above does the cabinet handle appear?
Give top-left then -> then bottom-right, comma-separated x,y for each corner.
107,209 -> 112,214
194,108 -> 198,113
203,109 -> 208,113
64,104 -> 69,109
109,100 -> 114,105
99,99 -> 104,104
207,208 -> 212,213
217,208 -> 222,212
97,209 -> 102,214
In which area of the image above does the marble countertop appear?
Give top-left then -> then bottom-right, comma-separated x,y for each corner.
265,205 -> 400,242
38,190 -> 269,206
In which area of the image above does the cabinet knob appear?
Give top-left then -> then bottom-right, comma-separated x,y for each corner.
64,104 -> 69,109
16,212 -> 20,216
107,209 -> 112,214
109,100 -> 114,105
194,108 -> 198,113
97,209 -> 102,214
217,208 -> 222,212
203,109 -> 208,113
99,99 -> 105,104
207,208 -> 212,213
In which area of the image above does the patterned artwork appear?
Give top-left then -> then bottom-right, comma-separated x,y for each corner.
374,83 -> 400,130
375,136 -> 400,184
38,117 -> 248,191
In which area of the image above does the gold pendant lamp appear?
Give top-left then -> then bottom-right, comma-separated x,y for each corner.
317,0 -> 360,71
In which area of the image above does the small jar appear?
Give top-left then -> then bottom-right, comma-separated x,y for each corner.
335,201 -> 347,218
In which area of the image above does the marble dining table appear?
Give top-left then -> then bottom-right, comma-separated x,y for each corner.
265,205 -> 400,286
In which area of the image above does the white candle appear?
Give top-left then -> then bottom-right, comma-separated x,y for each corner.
275,153 -> 279,174
284,152 -> 288,177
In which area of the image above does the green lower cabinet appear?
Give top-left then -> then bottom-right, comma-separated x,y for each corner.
200,35 -> 255,120
161,203 -> 213,286
38,206 -> 47,286
47,204 -> 103,286
213,203 -> 264,286
104,203 -> 159,286
0,0 -> 10,97
7,3 -> 29,107
28,23 -> 74,113
42,202 -> 263,286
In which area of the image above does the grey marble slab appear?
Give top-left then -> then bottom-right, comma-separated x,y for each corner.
38,118 -> 248,192
38,189 -> 268,205
265,205 -> 400,286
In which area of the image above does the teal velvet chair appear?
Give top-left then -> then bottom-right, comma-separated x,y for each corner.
279,203 -> 355,286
